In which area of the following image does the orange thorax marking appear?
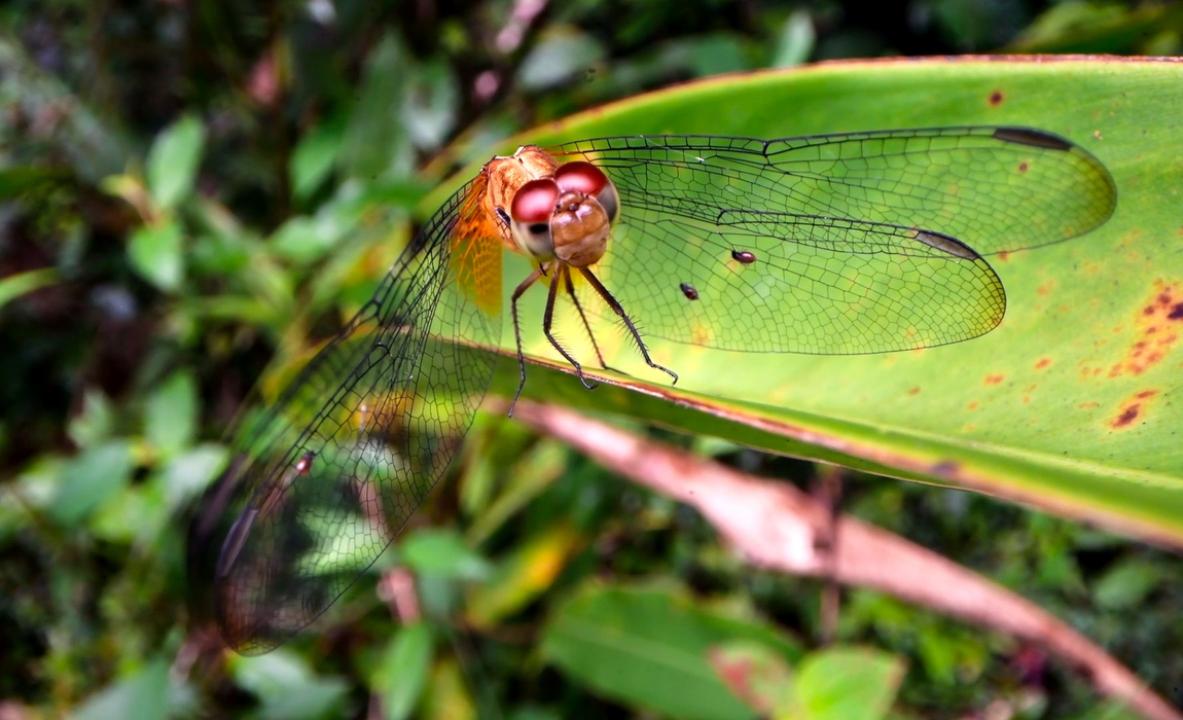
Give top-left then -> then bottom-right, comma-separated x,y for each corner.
447,147 -> 559,316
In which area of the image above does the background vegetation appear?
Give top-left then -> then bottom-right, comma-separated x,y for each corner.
2,1 -> 1181,718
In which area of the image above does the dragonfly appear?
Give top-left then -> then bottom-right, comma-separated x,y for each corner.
211,126 -> 1115,653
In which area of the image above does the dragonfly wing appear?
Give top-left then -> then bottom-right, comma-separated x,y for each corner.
555,128 -> 1114,353
593,208 -> 1004,353
213,178 -> 502,653
561,127 -> 1116,256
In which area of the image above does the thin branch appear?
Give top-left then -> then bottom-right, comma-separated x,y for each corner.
508,400 -> 1181,720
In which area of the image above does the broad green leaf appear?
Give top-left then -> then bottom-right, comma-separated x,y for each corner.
147,114 -> 205,210
71,658 -> 169,720
784,647 -> 905,720
373,623 -> 435,720
771,10 -> 816,68
67,389 -> 114,448
466,522 -> 582,628
401,529 -> 491,580
420,658 -> 477,720
290,116 -> 344,201
128,220 -> 183,291
231,650 -> 349,720
1092,557 -> 1165,610
339,34 -> 412,181
160,443 -> 228,509
427,58 -> 1183,547
144,370 -> 198,457
540,583 -> 801,720
51,440 -> 135,526
517,27 -> 604,91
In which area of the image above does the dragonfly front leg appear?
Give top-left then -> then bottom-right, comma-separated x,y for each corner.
562,265 -> 625,375
578,267 -> 678,385
508,266 -> 544,417
544,266 -> 598,392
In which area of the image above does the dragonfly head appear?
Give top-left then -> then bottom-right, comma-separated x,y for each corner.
508,161 -> 619,267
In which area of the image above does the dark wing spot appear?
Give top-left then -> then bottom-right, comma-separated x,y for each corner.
912,229 -> 980,260
680,282 -> 699,300
993,127 -> 1072,151
216,507 -> 259,578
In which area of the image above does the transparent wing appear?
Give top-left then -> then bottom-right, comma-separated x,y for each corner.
555,127 -> 1116,353
212,178 -> 502,654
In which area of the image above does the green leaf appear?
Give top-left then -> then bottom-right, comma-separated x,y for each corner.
1092,558 -> 1165,610
128,221 -> 183,291
784,647 -> 905,720
338,34 -> 412,181
51,440 -> 135,526
0,267 -> 58,309
160,443 -> 228,509
401,529 -> 491,580
290,116 -> 345,201
147,114 -> 205,210
541,582 -> 801,720
517,27 -> 605,91
429,58 -> 1183,547
71,658 -> 170,720
466,522 -> 582,628
404,59 -> 459,150
67,390 -> 114,448
771,10 -> 816,68
373,623 -> 435,720
270,214 -> 348,265
144,371 -> 198,457
232,650 -> 349,720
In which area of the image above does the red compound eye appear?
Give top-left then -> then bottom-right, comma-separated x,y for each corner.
511,179 -> 559,223
555,162 -> 609,195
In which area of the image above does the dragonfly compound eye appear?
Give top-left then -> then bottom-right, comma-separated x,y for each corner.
511,179 -> 559,258
556,161 -> 619,222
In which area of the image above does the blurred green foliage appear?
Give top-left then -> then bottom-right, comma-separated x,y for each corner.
1,1 -> 1181,718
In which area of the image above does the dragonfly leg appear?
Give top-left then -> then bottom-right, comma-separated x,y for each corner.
545,267 -> 598,391
563,265 -> 624,375
508,267 -> 544,417
578,267 -> 678,385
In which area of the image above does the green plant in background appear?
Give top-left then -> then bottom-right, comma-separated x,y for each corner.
1,2 -> 1181,719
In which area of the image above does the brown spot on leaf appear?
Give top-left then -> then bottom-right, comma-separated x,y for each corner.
1111,405 -> 1140,428
907,386 -> 921,396
989,90 -> 1004,105
966,400 -> 980,411
1018,161 -> 1029,173
997,250 -> 1010,262
984,373 -> 1005,386
1108,280 -> 1182,377
1109,390 -> 1159,430
1034,357 -> 1052,370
